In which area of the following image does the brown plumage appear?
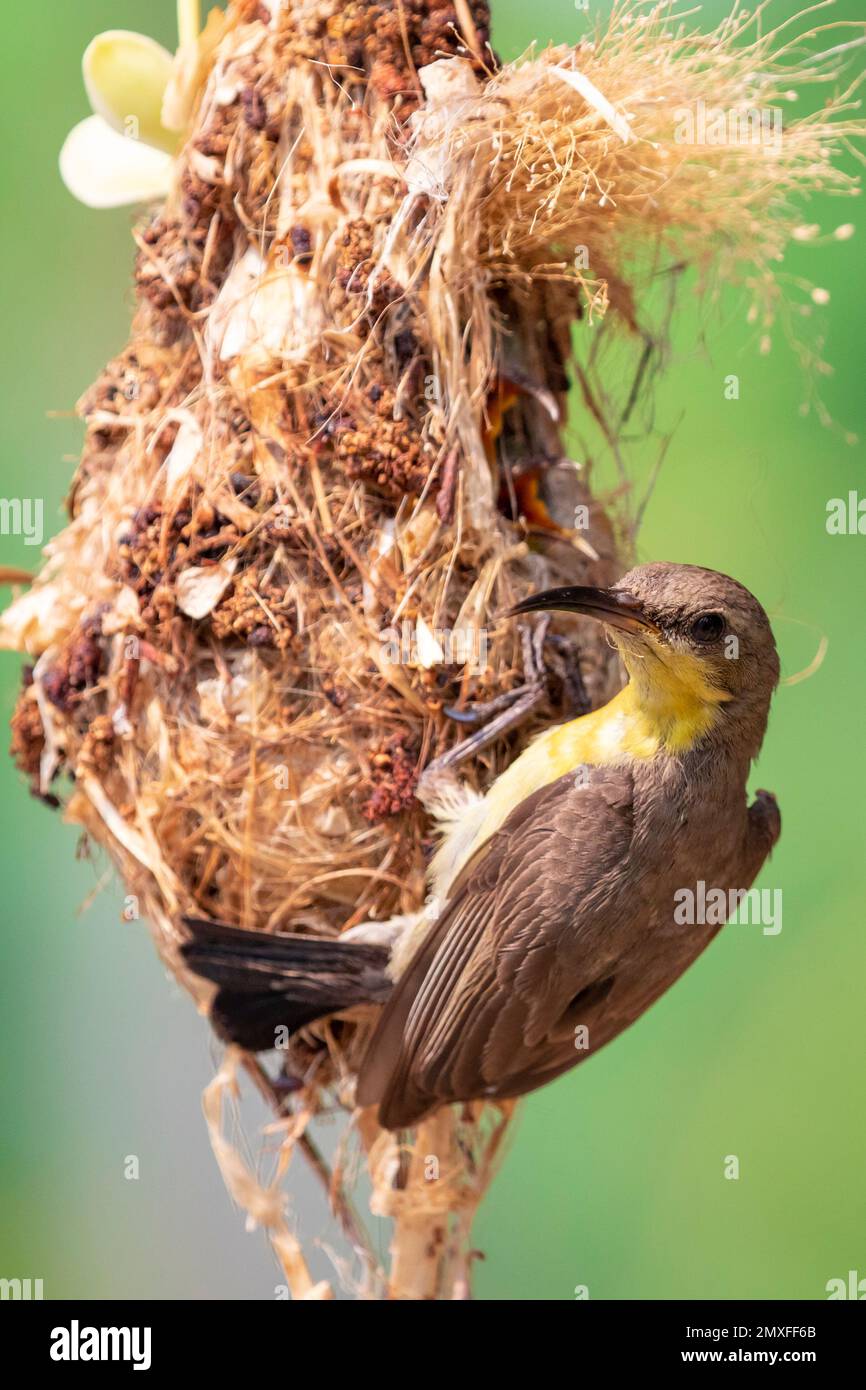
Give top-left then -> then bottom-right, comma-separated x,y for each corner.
183,563 -> 781,1131
357,761 -> 779,1128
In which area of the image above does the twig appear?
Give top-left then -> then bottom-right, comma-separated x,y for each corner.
240,1055 -> 382,1286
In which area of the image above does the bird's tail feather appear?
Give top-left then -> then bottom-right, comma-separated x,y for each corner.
181,917 -> 391,1052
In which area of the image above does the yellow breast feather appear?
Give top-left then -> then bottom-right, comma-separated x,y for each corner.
448,654 -> 730,882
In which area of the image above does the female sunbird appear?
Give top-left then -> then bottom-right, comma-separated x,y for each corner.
183,563 -> 781,1129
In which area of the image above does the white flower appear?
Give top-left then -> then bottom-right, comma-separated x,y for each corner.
58,1 -> 220,209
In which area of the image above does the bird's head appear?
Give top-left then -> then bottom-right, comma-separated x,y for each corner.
510,562 -> 779,757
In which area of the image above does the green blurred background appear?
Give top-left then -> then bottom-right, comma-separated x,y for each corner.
1,1 -> 863,1300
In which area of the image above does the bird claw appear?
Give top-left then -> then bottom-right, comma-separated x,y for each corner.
443,684 -> 525,725
427,617 -> 550,772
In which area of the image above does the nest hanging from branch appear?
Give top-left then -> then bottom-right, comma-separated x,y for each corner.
3,0 -> 861,1298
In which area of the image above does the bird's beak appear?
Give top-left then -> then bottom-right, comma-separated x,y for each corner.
507,585 -> 661,635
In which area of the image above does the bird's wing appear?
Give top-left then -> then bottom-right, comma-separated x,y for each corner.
357,764 -> 641,1128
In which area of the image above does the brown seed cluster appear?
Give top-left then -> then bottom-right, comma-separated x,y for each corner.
116,496 -> 234,635
302,1 -> 493,113
335,218 -> 401,318
41,613 -> 106,716
79,713 -> 116,777
334,386 -> 429,499
72,345 -> 186,508
362,733 -> 421,821
210,569 -> 298,651
9,673 -> 44,781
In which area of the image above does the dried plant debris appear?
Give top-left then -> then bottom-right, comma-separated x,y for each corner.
3,0 -> 862,1297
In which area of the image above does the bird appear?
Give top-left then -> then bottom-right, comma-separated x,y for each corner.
182,562 -> 781,1130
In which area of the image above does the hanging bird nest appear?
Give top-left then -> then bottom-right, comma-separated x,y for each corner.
3,0 -> 861,1298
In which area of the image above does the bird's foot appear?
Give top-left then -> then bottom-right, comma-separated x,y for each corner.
426,617 -> 550,773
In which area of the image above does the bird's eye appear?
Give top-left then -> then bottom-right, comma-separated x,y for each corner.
689,611 -> 725,644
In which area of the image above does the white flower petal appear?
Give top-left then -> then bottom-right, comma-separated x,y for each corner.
83,30 -> 177,152
176,560 -> 237,620
415,616 -> 445,668
163,412 -> 204,497
207,248 -> 324,365
60,115 -> 173,208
